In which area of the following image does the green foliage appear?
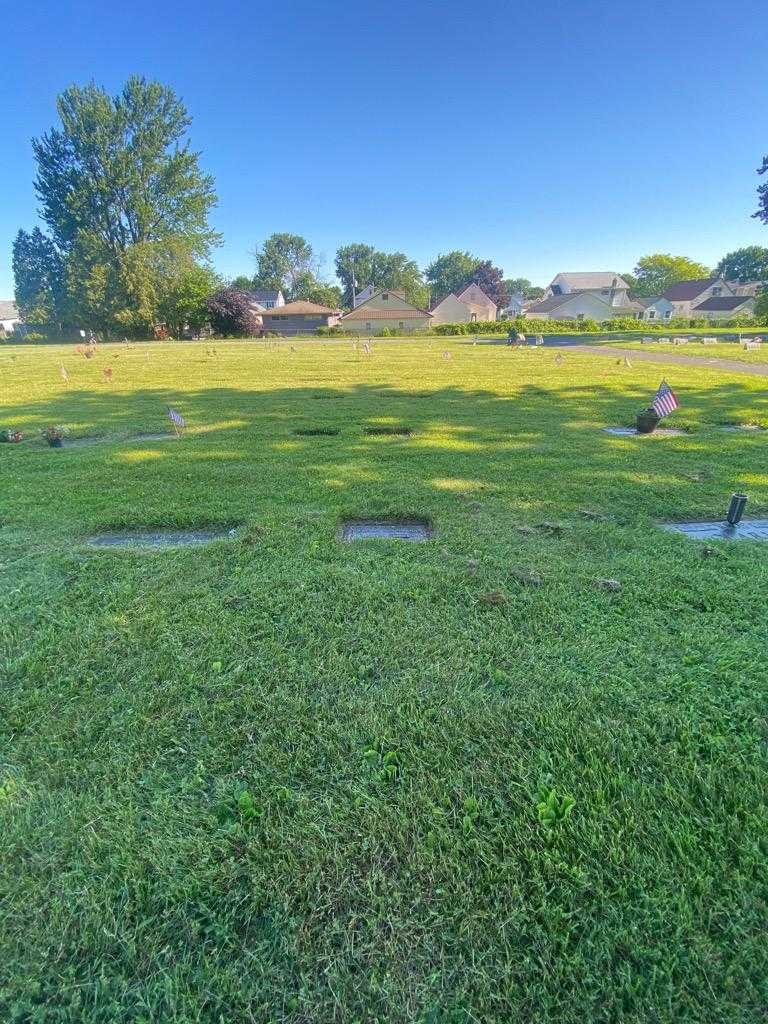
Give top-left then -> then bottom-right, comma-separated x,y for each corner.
632,253 -> 712,297
230,275 -> 254,290
434,323 -> 469,335
536,785 -> 575,831
290,269 -> 342,308
316,325 -> 353,337
755,289 -> 768,319
12,227 -> 66,325
716,246 -> 768,283
425,250 -> 480,302
335,243 -> 428,308
755,153 -> 768,225
254,233 -> 316,295
2,339 -> 768,1020
30,76 -> 218,333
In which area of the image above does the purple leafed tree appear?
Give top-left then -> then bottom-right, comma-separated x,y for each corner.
206,287 -> 262,336
461,261 -> 510,309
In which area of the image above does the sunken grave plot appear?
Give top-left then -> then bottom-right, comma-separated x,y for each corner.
339,518 -> 433,542
87,527 -> 237,549
364,426 -> 412,437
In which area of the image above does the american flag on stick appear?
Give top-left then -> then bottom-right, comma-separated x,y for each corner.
167,406 -> 186,436
651,380 -> 679,418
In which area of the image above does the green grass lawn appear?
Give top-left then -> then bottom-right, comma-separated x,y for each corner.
2,338 -> 768,1023
603,338 -> 768,364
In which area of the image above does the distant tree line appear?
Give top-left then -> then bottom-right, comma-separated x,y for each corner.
9,76 -> 768,334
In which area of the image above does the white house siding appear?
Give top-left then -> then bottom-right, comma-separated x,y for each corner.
455,284 -> 496,320
431,294 -> 478,324
529,292 -> 615,321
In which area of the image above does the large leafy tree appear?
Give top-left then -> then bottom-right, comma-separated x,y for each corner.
335,243 -> 428,308
716,246 -> 768,283
291,270 -> 342,308
12,227 -> 66,324
206,287 -> 262,336
29,76 -> 218,332
254,233 -> 317,295
632,254 -> 711,297
503,277 -> 544,300
425,251 -> 480,302
469,261 -> 509,308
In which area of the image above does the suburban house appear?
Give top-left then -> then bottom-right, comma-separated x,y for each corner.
455,283 -> 497,320
545,272 -> 633,306
662,278 -> 734,318
353,284 -> 376,307
259,300 -> 340,335
728,280 -> 763,297
430,283 -> 497,324
636,296 -> 673,322
340,289 -> 433,335
692,295 -> 756,321
248,288 -> 284,309
501,294 -> 525,317
0,301 -> 20,333
526,272 -> 643,321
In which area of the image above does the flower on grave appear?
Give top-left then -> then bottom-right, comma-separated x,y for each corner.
1,428 -> 24,442
40,425 -> 70,442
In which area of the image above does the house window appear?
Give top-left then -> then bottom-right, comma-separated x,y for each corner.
470,312 -> 477,322
382,292 -> 389,300
648,309 -> 656,320
711,287 -> 722,296
366,321 -> 371,329
664,310 -> 671,319
398,321 -> 404,329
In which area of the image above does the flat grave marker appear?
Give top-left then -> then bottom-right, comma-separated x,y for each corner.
364,426 -> 412,437
603,426 -> 686,437
87,527 -> 236,549
662,519 -> 768,542
339,518 -> 433,542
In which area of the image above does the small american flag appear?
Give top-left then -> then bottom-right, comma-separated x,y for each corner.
652,380 -> 679,418
167,407 -> 186,429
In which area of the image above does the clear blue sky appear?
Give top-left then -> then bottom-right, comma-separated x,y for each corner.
1,0 -> 766,298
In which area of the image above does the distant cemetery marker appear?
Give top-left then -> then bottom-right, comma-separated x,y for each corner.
339,518 -> 433,542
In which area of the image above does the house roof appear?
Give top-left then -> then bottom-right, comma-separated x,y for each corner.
343,289 -> 432,320
341,307 -> 433,321
693,295 -> 753,311
456,282 -> 495,305
635,296 -> 669,308
260,300 -> 340,316
552,273 -> 629,291
663,278 -> 722,300
248,288 -> 283,303
527,290 -> 613,314
0,300 -> 19,319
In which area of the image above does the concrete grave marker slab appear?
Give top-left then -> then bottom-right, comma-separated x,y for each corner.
87,527 -> 236,548
603,426 -> 686,437
293,428 -> 339,437
662,519 -> 768,542
719,425 -> 765,433
339,518 -> 433,542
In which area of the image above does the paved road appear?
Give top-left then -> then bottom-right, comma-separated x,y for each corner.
550,343 -> 768,377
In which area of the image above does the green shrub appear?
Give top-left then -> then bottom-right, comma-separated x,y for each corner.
316,326 -> 352,337
434,323 -> 468,335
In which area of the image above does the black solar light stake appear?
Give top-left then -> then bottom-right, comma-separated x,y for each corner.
726,493 -> 747,527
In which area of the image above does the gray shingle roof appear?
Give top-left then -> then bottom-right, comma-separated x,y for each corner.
693,295 -> 753,311
248,288 -> 283,303
663,279 -> 719,300
552,273 -> 629,290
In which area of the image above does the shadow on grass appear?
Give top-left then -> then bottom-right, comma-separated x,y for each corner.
3,380 -> 768,536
